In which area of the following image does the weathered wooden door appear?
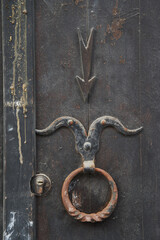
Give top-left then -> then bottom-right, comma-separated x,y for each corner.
2,0 -> 160,239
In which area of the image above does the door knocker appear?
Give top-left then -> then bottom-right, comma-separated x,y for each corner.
36,116 -> 143,222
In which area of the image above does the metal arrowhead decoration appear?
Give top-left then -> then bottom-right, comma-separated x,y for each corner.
76,28 -> 96,102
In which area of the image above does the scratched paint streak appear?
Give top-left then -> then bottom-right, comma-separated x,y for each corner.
11,20 -> 18,107
22,83 -> 28,143
4,212 -> 16,240
10,0 -> 28,145
16,107 -> 23,164
11,5 -> 15,24
10,2 -> 21,106
23,0 -> 28,144
18,2 -> 22,48
4,212 -> 32,239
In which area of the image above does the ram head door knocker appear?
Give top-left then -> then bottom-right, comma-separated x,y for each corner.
36,116 -> 143,222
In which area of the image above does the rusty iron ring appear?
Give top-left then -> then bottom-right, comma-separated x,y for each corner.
61,167 -> 118,223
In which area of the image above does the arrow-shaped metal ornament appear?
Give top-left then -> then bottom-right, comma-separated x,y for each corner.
76,27 -> 96,102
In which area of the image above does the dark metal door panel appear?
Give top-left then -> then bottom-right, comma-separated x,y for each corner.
35,1 -> 144,239
2,0 -> 160,239
35,0 -> 160,239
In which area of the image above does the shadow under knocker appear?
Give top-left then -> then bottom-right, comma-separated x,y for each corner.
36,116 -> 143,222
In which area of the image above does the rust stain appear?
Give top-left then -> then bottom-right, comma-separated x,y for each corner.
101,120 -> 107,126
75,104 -> 81,109
112,0 -> 119,16
124,127 -> 128,132
68,120 -> 74,125
74,0 -> 84,5
96,24 -> 102,30
107,18 -> 125,41
61,167 -> 118,222
119,56 -> 125,64
106,0 -> 125,41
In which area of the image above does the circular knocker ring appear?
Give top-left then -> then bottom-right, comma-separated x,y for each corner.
61,167 -> 118,223
36,116 -> 142,222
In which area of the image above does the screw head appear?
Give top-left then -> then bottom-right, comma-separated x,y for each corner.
83,142 -> 92,151
101,119 -> 106,125
68,120 -> 74,125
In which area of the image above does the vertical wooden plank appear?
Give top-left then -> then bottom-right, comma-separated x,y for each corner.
0,1 -> 3,238
89,0 -> 143,239
140,0 -> 160,239
2,0 -> 36,239
35,1 -> 143,239
35,1 -> 90,239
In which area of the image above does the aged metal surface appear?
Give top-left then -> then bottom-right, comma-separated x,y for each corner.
36,116 -> 142,172
35,0 -> 160,239
31,174 -> 51,196
76,28 -> 96,102
62,167 -> 118,222
2,0 -> 36,239
36,115 -> 141,221
0,0 -> 159,238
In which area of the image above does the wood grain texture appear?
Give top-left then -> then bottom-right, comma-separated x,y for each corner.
140,0 -> 160,239
35,0 -> 160,239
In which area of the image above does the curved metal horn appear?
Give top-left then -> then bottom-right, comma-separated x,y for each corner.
36,116 -> 87,150
88,116 -> 143,140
